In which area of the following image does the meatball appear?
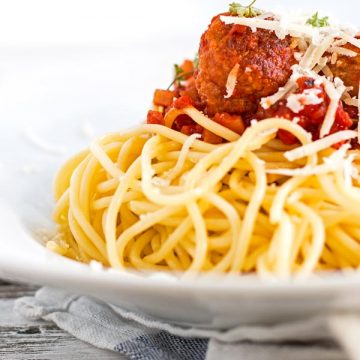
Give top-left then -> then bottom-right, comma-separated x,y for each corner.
328,43 -> 360,97
195,14 -> 297,116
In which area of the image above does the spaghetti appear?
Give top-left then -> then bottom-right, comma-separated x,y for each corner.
49,4 -> 360,278
51,109 -> 360,278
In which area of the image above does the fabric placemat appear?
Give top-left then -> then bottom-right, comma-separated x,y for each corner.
15,287 -> 360,360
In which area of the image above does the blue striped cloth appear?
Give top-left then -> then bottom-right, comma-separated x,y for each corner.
14,287 -> 355,360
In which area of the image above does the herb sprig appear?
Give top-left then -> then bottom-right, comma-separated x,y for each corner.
229,1 -> 262,18
306,12 -> 329,28
167,54 -> 199,90
193,53 -> 199,70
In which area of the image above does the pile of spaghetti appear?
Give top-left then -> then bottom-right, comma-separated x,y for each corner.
50,3 -> 360,278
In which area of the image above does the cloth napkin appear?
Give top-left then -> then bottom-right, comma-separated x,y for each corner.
14,287 -> 360,360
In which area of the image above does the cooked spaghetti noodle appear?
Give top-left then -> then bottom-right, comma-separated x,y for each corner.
49,4 -> 360,277
50,107 -> 360,278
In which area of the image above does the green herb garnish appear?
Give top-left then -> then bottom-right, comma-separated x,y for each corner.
193,53 -> 199,71
174,64 -> 185,80
167,54 -> 198,90
306,12 -> 329,28
229,1 -> 262,18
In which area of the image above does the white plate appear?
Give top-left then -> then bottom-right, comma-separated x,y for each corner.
1,1 -> 360,329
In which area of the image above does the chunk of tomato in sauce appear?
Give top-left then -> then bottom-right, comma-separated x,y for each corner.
213,113 -> 245,135
153,89 -> 174,107
181,124 -> 203,136
147,110 -> 164,125
173,95 -> 194,109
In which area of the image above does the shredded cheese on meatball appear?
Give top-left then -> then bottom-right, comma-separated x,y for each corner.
327,46 -> 358,57
224,63 -> 240,99
220,11 -> 360,144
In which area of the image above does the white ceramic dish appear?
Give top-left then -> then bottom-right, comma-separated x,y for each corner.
1,199 -> 360,328
1,1 -> 360,329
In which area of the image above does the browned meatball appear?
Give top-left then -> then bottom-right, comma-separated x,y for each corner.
328,43 -> 360,97
195,14 -> 297,116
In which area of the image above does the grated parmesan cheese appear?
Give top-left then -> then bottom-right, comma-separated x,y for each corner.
261,82 -> 295,109
286,88 -> 323,113
267,164 -> 329,176
299,43 -> 314,68
322,65 -> 334,79
220,11 -> 360,150
327,46 -> 357,57
320,80 -> 342,138
225,63 -> 240,99
221,14 -> 358,51
220,16 -> 312,40
297,37 -> 309,52
255,12 -> 278,20
285,130 -> 357,161
260,65 -> 323,110
294,52 -> 303,62
313,56 -> 329,73
309,36 -> 334,70
343,96 -> 358,107
339,32 -> 360,51
334,77 -> 347,96
330,52 -> 338,65
267,144 -> 350,176
332,39 -> 348,47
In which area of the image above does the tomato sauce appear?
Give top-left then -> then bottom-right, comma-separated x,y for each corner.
255,77 -> 353,145
147,61 -> 354,147
147,110 -> 164,125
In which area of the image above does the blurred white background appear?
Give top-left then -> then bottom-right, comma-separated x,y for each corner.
0,0 -> 357,139
0,0 -> 222,46
0,0 -> 356,46
0,0 -> 359,212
